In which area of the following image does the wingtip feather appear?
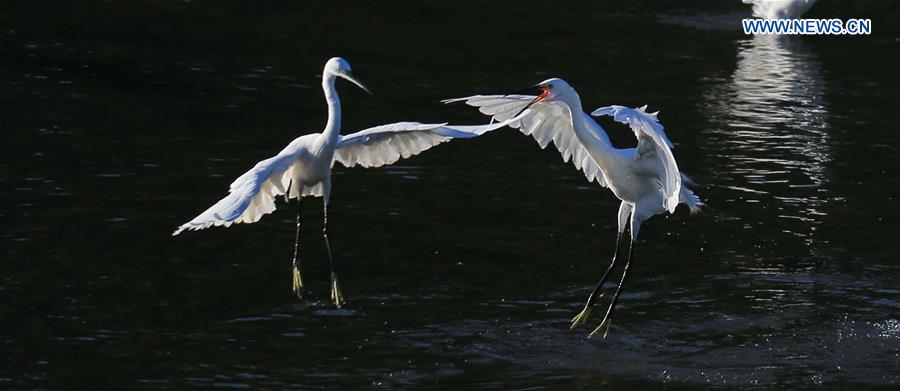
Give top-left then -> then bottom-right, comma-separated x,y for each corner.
441,96 -> 477,105
689,202 -> 705,215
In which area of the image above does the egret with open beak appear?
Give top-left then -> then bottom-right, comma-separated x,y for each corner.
446,78 -> 703,337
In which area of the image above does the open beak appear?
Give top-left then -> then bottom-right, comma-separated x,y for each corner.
507,84 -> 548,117
340,71 -> 373,95
507,84 -> 545,97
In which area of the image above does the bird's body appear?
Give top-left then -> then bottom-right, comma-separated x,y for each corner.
743,0 -> 818,19
564,108 -> 694,224
446,82 -> 700,239
175,57 -> 510,306
446,78 -> 701,337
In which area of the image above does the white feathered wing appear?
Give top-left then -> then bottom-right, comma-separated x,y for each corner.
173,121 -> 510,235
443,95 -> 607,187
591,105 -> 681,213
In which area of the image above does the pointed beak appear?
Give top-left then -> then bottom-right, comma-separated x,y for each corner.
507,84 -> 544,96
340,71 -> 373,95
507,84 -> 547,117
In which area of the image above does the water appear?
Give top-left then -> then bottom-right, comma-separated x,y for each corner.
3,1 -> 900,388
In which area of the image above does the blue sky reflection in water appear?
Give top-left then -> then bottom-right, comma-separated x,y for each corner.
1,0 -> 899,389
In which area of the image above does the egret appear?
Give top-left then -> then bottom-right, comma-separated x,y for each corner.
174,57 -> 513,307
445,78 -> 703,337
743,0 -> 818,19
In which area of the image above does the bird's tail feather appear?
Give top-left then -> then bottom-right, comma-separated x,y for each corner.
688,201 -> 705,215
679,185 -> 704,215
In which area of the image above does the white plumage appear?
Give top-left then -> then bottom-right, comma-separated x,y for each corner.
442,95 -> 607,187
591,105 -> 681,213
334,122 -> 495,168
446,78 -> 702,338
174,57 -> 512,306
173,122 -> 499,235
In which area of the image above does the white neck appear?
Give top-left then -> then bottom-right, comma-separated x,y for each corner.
322,73 -> 341,142
560,91 -> 612,145
559,91 -> 618,169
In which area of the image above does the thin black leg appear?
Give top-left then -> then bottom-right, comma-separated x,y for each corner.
291,197 -> 303,299
571,232 -> 625,329
323,201 -> 344,307
589,239 -> 635,339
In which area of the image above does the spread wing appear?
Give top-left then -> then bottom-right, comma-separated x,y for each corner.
592,105 -> 681,213
334,121 -> 509,168
173,134 -> 315,235
442,95 -> 606,187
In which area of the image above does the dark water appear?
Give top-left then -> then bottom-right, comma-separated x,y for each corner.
3,1 -> 900,388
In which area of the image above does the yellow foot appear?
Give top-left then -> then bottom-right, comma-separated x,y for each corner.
571,294 -> 602,329
587,318 -> 612,340
570,306 -> 592,329
291,264 -> 304,299
330,272 -> 346,308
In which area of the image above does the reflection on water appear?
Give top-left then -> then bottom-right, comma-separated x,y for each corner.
703,34 -> 831,240
683,32 -> 900,385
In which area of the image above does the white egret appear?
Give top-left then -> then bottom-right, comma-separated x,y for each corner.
445,78 -> 702,337
174,57 -> 513,307
743,0 -> 818,19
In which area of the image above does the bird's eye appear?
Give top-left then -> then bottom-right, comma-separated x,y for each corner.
548,84 -> 554,89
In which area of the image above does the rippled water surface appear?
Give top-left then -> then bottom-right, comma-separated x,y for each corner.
3,1 -> 899,389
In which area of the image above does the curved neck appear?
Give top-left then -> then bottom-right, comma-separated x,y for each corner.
560,91 -> 585,126
560,91 -> 611,147
322,73 -> 341,142
559,91 -> 617,168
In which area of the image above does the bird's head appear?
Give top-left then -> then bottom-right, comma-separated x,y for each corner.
507,77 -> 576,116
532,78 -> 575,102
324,57 -> 372,94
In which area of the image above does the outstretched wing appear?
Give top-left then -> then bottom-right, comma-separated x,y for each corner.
592,105 -> 681,213
173,134 -> 315,235
334,121 -> 508,168
442,95 -> 606,187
